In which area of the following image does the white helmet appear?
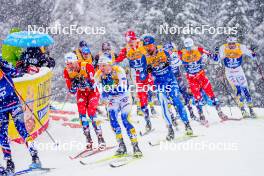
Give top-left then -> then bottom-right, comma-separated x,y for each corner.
227,37 -> 237,43
183,38 -> 194,48
64,52 -> 78,64
98,54 -> 113,65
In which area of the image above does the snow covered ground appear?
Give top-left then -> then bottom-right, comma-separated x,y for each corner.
4,103 -> 264,176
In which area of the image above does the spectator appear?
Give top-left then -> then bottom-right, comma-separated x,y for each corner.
16,47 -> 55,74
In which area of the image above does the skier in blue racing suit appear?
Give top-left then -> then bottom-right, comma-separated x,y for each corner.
0,57 -> 41,175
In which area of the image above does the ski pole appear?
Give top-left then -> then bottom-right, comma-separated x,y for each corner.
2,72 -> 58,145
0,93 -> 58,113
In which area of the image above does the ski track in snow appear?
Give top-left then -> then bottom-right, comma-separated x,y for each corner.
4,103 -> 264,176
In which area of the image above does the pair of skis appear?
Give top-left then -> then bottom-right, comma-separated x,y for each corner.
69,146 -> 116,160
79,153 -> 142,168
11,167 -> 54,176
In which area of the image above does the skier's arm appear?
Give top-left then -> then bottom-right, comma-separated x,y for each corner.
198,47 -> 211,55
0,57 -> 22,77
84,64 -> 96,89
218,45 -> 225,60
115,48 -> 127,63
116,67 -> 128,90
241,44 -> 256,60
63,69 -> 77,94
170,51 -> 182,66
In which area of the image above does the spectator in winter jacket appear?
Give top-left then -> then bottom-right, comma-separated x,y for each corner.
16,47 -> 55,74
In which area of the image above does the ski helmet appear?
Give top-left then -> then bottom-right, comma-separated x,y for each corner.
142,35 -> 155,46
102,42 -> 111,52
227,37 -> 237,44
98,53 -> 113,65
64,52 -> 78,64
125,30 -> 137,42
79,40 -> 88,48
183,38 -> 194,48
81,47 -> 91,55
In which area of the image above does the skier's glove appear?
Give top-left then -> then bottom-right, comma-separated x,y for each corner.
69,87 -> 77,94
214,47 -> 219,54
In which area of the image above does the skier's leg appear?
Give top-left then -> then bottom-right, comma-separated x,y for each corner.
87,91 -> 106,148
237,70 -> 255,117
120,94 -> 142,156
198,71 -> 215,99
148,90 -> 157,115
226,69 -> 249,118
108,96 -> 127,155
199,71 -> 228,120
0,110 -> 16,174
0,111 -> 12,159
137,89 -> 151,131
169,83 -> 193,135
77,91 -> 92,148
11,105 -> 41,169
157,91 -> 175,140
186,73 -> 206,121
176,73 -> 196,119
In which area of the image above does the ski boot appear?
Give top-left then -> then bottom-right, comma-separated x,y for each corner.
144,107 -> 152,132
0,165 -> 5,175
84,128 -> 93,151
5,159 -> 15,175
150,105 -> 157,116
184,122 -> 193,136
187,104 -> 198,121
249,105 -> 257,118
171,115 -> 178,128
137,105 -> 144,116
97,134 -> 106,150
199,112 -> 209,126
216,105 -> 228,121
241,107 -> 250,118
115,139 -> 127,156
29,150 -> 42,169
145,120 -> 152,132
132,142 -> 143,158
166,125 -> 175,141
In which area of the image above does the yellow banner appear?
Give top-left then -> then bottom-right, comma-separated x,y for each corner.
8,68 -> 52,143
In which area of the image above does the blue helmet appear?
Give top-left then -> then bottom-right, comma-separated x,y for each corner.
81,47 -> 91,54
142,35 -> 155,46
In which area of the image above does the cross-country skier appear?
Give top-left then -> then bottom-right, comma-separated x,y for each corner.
74,41 -> 93,64
142,35 -> 193,140
178,38 -> 228,125
63,52 -> 106,150
213,37 -> 257,118
94,53 -> 142,157
93,42 -> 118,70
115,30 -> 154,132
163,42 -> 198,121
0,57 -> 41,175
